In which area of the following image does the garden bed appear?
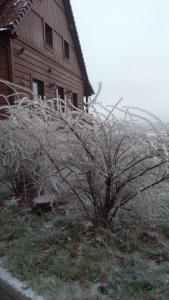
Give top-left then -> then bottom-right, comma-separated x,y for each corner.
0,185 -> 169,300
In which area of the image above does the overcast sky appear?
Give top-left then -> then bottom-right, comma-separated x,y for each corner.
71,0 -> 169,120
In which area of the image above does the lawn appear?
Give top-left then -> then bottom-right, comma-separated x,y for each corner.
0,184 -> 169,300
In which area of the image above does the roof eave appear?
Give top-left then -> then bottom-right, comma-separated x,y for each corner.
63,0 -> 94,97
84,81 -> 94,97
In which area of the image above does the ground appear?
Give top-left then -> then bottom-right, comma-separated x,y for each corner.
0,184 -> 169,300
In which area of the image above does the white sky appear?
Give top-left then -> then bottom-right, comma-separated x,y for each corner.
71,0 -> 169,121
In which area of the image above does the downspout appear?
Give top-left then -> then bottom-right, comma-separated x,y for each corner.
0,32 -> 13,104
86,96 -> 89,113
0,36 -> 10,79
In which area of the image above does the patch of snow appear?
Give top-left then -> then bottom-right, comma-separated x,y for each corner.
14,0 -> 20,5
33,194 -> 57,205
0,264 -> 44,300
5,197 -> 20,206
0,28 -> 8,31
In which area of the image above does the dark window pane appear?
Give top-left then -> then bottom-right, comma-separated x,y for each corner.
57,86 -> 65,112
33,79 -> 44,98
45,23 -> 53,48
72,93 -> 78,110
64,40 -> 70,58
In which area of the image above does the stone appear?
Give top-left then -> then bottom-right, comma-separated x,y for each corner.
32,194 -> 58,212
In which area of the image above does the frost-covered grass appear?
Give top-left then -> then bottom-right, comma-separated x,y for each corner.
0,190 -> 169,300
0,182 -> 10,200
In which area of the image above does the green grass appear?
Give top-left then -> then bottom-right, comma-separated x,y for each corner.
0,197 -> 169,299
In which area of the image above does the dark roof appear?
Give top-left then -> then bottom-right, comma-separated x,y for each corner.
0,0 -> 94,96
0,0 -> 35,30
63,0 -> 94,96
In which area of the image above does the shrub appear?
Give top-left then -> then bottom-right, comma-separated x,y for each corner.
60,101 -> 169,225
0,80 -> 169,225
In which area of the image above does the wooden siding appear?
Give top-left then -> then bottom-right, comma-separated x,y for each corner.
11,0 -> 84,109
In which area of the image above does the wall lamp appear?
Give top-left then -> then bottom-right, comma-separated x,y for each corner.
17,47 -> 25,55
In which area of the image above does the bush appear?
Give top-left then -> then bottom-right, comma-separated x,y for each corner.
0,80 -> 169,224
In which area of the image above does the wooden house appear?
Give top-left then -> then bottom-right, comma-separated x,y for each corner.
0,0 -> 94,110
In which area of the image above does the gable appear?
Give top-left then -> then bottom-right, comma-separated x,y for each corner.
15,0 -> 82,76
0,0 -> 94,96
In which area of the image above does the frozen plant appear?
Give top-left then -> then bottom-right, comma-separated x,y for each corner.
59,95 -> 169,225
0,80 -> 169,225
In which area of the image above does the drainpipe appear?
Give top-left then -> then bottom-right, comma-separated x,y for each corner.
0,32 -> 13,104
0,35 -> 10,79
86,96 -> 89,113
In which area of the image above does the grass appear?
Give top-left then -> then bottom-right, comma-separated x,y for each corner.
0,186 -> 169,299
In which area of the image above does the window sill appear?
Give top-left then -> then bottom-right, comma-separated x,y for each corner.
45,44 -> 54,53
63,56 -> 70,64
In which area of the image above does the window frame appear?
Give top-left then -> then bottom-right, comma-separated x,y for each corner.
32,79 -> 44,99
56,86 -> 65,112
44,22 -> 53,49
63,39 -> 70,59
72,93 -> 78,110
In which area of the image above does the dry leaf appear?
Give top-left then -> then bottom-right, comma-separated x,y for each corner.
115,255 -> 125,263
42,243 -> 50,251
99,271 -> 106,283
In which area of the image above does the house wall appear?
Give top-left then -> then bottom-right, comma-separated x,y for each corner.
11,0 -> 84,109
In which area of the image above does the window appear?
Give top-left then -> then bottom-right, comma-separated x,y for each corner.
63,40 -> 70,58
72,93 -> 78,110
56,86 -> 65,112
57,86 -> 64,100
33,79 -> 44,99
45,23 -> 53,48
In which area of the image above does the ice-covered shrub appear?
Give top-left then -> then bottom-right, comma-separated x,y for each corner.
59,101 -> 169,225
0,120 -> 39,195
0,80 -> 169,224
